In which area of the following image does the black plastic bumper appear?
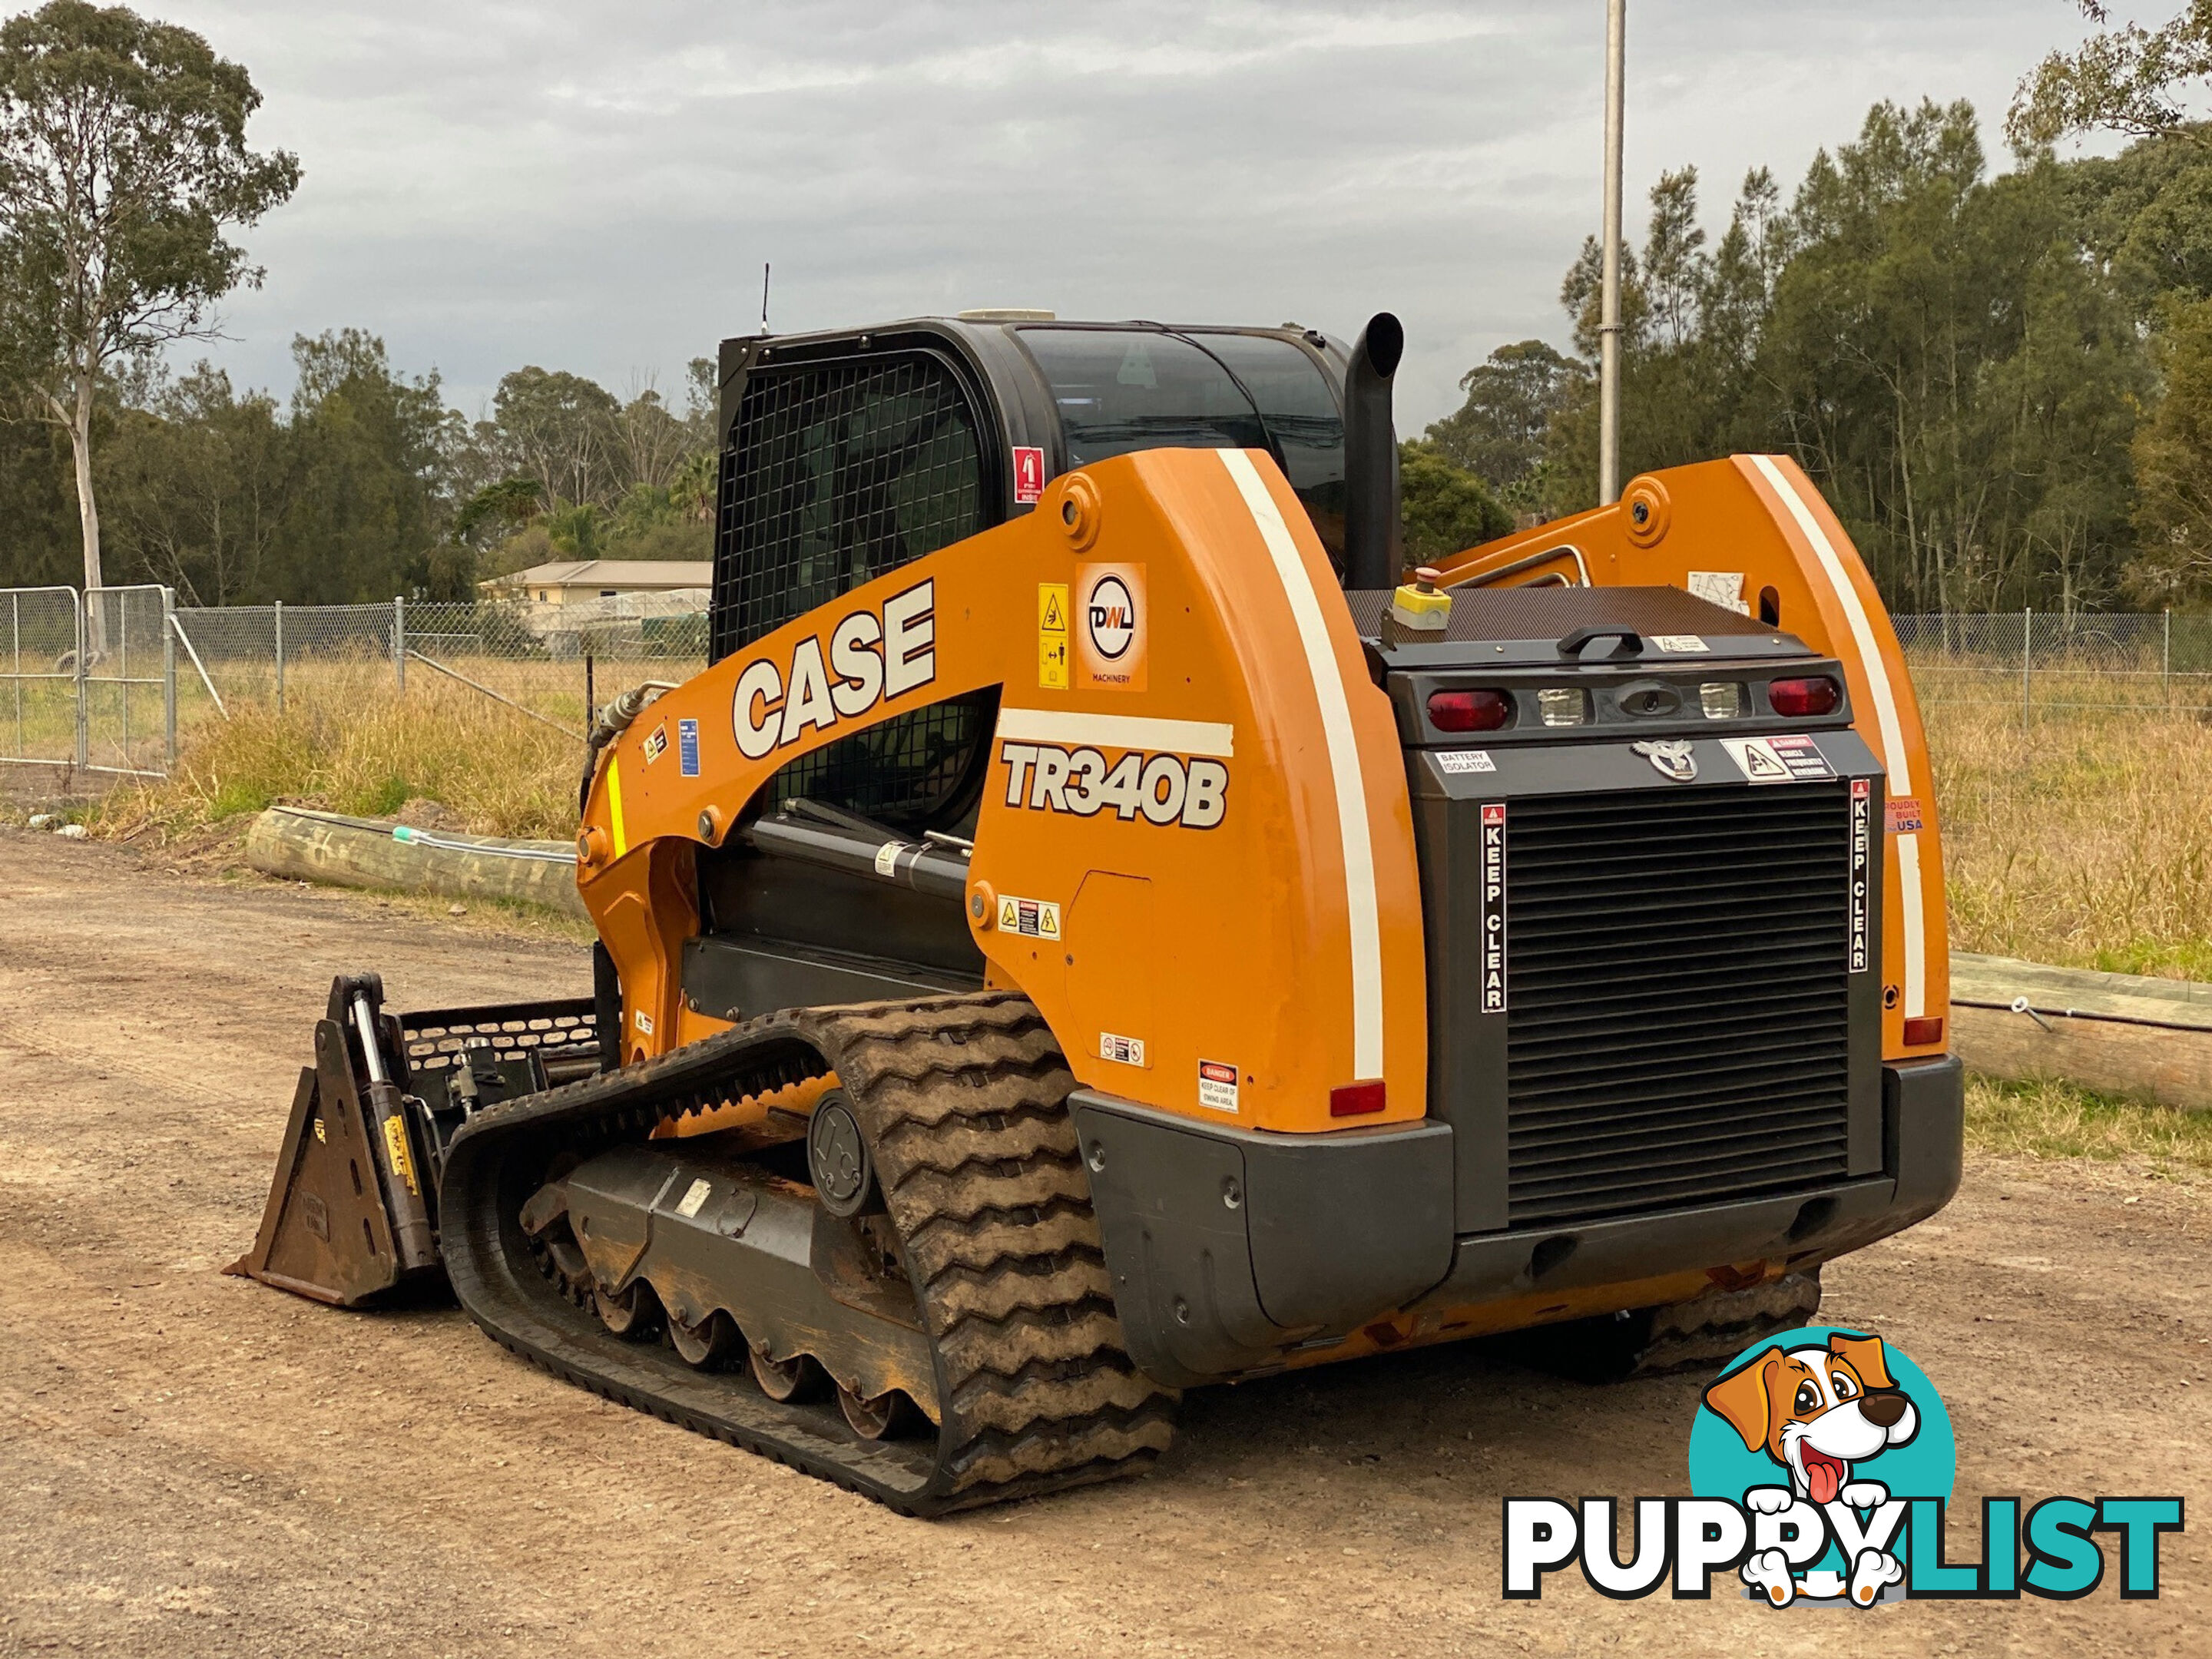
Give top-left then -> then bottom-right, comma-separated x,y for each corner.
1074,1055 -> 1964,1388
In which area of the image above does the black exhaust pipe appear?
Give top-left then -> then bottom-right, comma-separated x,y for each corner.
1342,311 -> 1404,591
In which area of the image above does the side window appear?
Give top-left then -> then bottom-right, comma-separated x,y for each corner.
712,350 -> 996,829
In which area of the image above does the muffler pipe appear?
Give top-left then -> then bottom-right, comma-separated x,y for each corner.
1342,311 -> 1405,591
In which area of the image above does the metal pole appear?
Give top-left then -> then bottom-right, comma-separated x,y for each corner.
1598,0 -> 1627,505
274,598 -> 285,715
2022,605 -> 2032,734
162,588 -> 177,771
73,591 -> 88,770
10,592 -> 20,761
2164,608 -> 2172,709
118,591 -> 129,761
393,594 -> 406,692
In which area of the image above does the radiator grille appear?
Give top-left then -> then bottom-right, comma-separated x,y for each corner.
1504,783 -> 1852,1226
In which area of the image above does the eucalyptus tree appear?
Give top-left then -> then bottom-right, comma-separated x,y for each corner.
0,2 -> 296,636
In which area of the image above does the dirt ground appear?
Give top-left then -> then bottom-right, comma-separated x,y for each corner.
0,829 -> 2204,1658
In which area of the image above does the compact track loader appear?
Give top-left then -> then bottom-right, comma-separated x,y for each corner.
233,312 -> 1963,1513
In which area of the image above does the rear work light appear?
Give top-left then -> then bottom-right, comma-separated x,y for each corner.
1330,1081 -> 1386,1118
1536,687 -> 1589,727
1768,675 -> 1842,717
1429,689 -> 1512,732
1902,1016 -> 1945,1048
1698,681 -> 1742,719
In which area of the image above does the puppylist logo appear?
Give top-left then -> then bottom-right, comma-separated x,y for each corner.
1503,1326 -> 2184,1607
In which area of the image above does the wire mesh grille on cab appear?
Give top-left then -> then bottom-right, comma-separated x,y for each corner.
711,349 -> 994,827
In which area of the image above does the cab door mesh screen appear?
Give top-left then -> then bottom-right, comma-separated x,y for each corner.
712,352 -> 984,657
711,350 -> 993,828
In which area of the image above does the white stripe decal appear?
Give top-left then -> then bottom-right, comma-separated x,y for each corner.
1218,449 -> 1384,1079
996,707 -> 1234,758
1749,455 -> 1927,1017
1896,831 -> 1926,1018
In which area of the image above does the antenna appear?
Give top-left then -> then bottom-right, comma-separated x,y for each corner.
761,263 -> 771,335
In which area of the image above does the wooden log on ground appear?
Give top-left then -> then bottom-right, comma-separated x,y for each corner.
246,806 -> 588,920
1952,952 -> 2212,1112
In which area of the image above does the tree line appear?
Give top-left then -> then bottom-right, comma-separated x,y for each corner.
1424,4 -> 2212,614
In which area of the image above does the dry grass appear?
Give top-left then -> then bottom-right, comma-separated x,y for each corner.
1925,694 -> 2212,979
95,661 -> 584,842
1965,1073 -> 2212,1176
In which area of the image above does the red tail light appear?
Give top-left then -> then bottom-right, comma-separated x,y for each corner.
1902,1016 -> 1944,1048
1768,675 -> 1842,717
1330,1081 -> 1386,1118
1429,690 -> 1512,732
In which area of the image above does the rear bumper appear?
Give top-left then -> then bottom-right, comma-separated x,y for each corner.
1074,1054 -> 1962,1387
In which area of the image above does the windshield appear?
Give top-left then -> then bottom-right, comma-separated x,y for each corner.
1018,327 -> 1348,568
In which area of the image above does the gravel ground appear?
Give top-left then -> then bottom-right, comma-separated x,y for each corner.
0,829 -> 2203,1657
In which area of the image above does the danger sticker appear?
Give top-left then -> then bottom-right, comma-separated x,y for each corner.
676,1178 -> 712,1219
1479,802 -> 1508,1015
1721,733 -> 1836,783
1886,796 -> 1924,833
1013,445 -> 1045,505
641,722 -> 668,765
1437,750 -> 1497,775
634,1008 -> 654,1036
998,894 -> 1062,940
1849,777 -> 1873,973
1038,581 -> 1070,690
1197,1060 -> 1240,1114
1101,1031 -> 1147,1067
1650,634 -> 1709,653
678,717 -> 700,777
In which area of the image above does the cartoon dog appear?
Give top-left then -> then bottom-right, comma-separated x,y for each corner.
1703,1332 -> 1919,1608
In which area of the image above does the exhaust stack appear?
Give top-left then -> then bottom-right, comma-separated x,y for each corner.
1342,311 -> 1405,591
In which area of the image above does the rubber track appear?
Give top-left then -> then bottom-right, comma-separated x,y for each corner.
437,990 -> 1177,1515
1628,1270 -> 1824,1376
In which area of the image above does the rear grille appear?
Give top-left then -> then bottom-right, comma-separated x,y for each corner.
1503,784 -> 1851,1226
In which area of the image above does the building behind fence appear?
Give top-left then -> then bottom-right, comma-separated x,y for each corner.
5,588 -> 2208,781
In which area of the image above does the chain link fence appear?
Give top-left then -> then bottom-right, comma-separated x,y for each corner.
6,586 -> 2207,783
164,592 -> 714,741
1892,611 -> 2212,718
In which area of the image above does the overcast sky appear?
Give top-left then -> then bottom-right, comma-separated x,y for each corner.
142,0 -> 2116,430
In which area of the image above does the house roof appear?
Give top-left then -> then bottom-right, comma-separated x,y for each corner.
485,560 -> 712,590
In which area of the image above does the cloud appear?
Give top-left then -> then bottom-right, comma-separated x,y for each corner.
152,0 -> 2091,430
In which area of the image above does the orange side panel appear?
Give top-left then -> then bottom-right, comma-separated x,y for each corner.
574,447 -> 1427,1134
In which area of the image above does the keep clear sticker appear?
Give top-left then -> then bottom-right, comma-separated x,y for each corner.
1722,733 -> 1836,783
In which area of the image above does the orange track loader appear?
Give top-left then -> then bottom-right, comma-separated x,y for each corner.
233,313 -> 1961,1513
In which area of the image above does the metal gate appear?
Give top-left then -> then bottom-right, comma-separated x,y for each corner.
0,584 -> 176,777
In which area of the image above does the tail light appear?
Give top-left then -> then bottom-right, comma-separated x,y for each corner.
1429,690 -> 1512,732
1769,675 -> 1842,717
1902,1016 -> 1944,1048
1330,1081 -> 1386,1118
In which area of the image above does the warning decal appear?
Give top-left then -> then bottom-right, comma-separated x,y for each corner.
1688,571 -> 1750,614
1038,581 -> 1070,690
1722,733 -> 1836,783
997,893 -> 1062,940
1197,1060 -> 1239,1114
1849,777 -> 1873,973
1013,446 -> 1045,505
1479,802 -> 1508,1015
1101,1031 -> 1147,1067
676,1178 -> 713,1219
1650,634 -> 1709,654
641,722 -> 668,766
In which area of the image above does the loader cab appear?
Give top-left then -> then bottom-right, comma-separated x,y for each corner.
707,314 -> 1354,834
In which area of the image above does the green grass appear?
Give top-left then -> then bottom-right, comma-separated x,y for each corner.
1965,1073 -> 2212,1174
